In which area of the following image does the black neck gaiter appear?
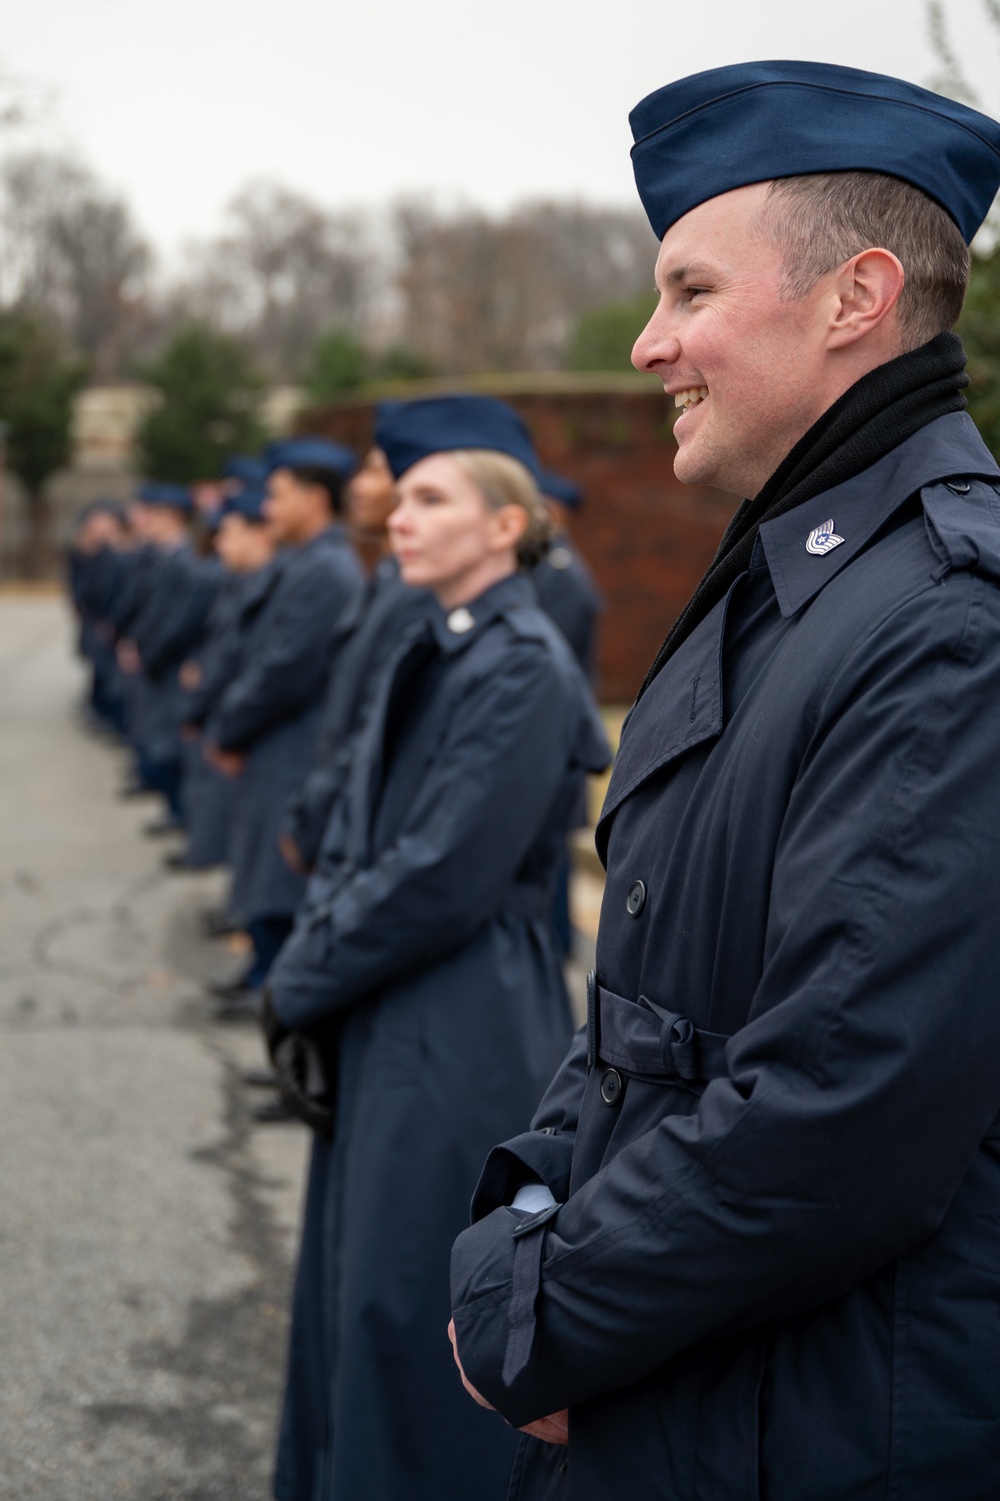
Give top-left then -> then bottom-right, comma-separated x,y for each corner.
636,331 -> 970,699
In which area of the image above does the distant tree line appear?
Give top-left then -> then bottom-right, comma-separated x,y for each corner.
0,150 -> 661,505
0,155 -> 657,389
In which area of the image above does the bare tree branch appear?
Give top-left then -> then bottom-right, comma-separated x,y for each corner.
926,0 -> 982,105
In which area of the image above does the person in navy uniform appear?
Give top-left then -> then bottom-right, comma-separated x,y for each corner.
171,484 -> 275,872
246,440 -> 430,1121
279,434 -> 430,878
204,438 -> 364,1010
531,472 -> 602,681
263,395 -> 610,1501
116,483 -> 218,834
108,490 -> 172,795
531,470 -> 604,954
68,500 -> 130,736
449,64 -> 1000,1501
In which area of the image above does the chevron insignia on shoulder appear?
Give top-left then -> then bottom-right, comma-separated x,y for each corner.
805,519 -> 845,556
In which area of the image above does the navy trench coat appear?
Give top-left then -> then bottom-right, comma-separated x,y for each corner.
128,545 -> 219,766
107,543 -> 161,747
282,556 -> 429,870
180,571 -> 254,868
210,527 -> 364,923
451,412 -> 1000,1501
268,572 -> 611,1501
72,544 -> 129,728
531,536 -> 602,681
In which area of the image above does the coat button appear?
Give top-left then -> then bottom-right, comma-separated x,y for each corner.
626,880 -> 646,917
600,1068 -> 622,1106
946,479 -> 971,494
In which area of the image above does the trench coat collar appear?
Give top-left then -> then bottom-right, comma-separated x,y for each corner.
428,571 -> 535,656
302,521 -> 352,555
599,412 -> 1000,845
760,411 -> 1000,619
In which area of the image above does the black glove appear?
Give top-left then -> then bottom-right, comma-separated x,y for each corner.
260,988 -> 338,1138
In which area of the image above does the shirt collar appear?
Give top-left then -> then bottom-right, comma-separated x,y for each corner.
760,412 -> 1000,618
428,571 -> 535,655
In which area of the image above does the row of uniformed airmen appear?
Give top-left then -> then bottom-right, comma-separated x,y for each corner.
68,395 -> 608,1499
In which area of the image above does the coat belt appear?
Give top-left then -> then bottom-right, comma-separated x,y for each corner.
587,972 -> 730,1084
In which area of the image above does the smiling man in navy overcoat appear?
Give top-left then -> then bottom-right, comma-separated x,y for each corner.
449,62 -> 1000,1500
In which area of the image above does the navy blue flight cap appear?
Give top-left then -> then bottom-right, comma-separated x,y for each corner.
630,61 -> 1000,245
136,481 -> 194,513
374,394 -> 540,480
265,436 -> 356,478
223,453 -> 267,486
539,470 -> 582,509
221,485 -> 267,522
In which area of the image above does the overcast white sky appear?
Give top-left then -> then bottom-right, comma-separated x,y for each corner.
3,0 -> 999,262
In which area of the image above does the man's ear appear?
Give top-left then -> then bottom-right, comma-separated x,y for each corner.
827,247 -> 905,350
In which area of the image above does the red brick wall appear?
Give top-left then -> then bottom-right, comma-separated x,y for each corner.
300,378 -> 737,703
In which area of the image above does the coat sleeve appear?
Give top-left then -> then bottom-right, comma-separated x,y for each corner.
469,1028 -> 590,1215
451,570 -> 1000,1426
281,753 -> 351,870
268,643 -> 576,1028
210,559 -> 360,750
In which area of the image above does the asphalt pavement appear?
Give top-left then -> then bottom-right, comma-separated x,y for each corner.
0,595 -> 308,1501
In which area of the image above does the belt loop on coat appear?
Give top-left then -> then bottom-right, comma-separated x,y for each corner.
586,969 -> 599,1073
502,1201 -> 560,1387
596,983 -> 730,1085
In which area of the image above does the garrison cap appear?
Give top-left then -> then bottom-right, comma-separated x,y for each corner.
223,454 -> 267,486
630,60 -> 1000,244
539,470 -> 583,509
136,481 -> 194,512
221,484 -> 267,522
374,394 -> 540,480
264,436 -> 356,477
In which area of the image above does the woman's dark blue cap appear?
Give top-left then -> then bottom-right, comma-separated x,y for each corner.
374,394 -> 540,479
265,437 -> 356,477
630,60 -> 1000,244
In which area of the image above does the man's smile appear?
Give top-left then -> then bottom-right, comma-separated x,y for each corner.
673,386 -> 709,415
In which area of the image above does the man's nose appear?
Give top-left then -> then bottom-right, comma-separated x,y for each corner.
632,314 -> 681,374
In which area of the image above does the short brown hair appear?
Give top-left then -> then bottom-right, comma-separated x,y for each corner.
450,449 -> 552,568
756,171 -> 970,348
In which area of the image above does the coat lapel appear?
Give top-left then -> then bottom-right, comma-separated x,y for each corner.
598,584 -> 734,836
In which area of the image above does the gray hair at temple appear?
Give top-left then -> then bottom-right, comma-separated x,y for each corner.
755,172 -> 971,350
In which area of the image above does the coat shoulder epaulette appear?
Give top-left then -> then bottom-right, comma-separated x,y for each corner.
502,602 -> 553,642
921,476 -> 1000,581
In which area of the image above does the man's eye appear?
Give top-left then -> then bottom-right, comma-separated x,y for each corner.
683,286 -> 708,300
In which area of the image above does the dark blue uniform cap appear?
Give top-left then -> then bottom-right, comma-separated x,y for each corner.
221,484 -> 267,522
223,453 -> 267,486
374,394 -> 540,480
136,481 -> 194,512
630,60 -> 1000,245
265,436 -> 357,478
539,470 -> 583,509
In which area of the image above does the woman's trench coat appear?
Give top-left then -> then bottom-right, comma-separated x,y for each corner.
267,572 -> 610,1501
